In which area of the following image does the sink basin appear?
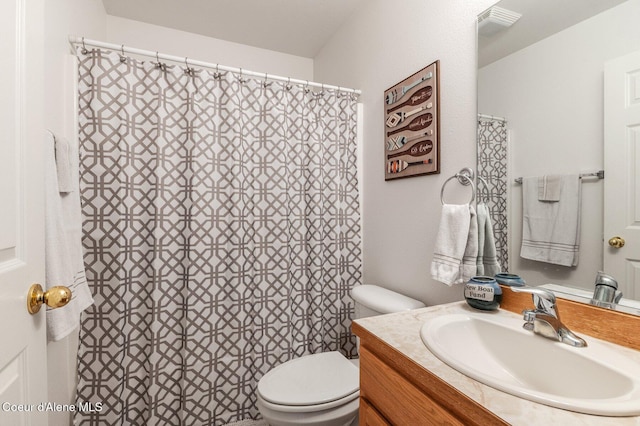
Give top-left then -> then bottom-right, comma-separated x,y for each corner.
420,311 -> 640,416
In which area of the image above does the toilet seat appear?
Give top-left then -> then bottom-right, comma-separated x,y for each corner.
257,351 -> 359,413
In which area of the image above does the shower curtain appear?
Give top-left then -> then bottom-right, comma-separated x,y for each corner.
477,117 -> 508,272
74,48 -> 361,426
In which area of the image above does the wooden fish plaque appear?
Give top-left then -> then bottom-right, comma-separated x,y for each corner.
384,60 -> 440,180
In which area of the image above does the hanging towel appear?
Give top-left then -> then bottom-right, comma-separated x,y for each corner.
462,205 -> 479,282
431,204 -> 478,285
54,135 -> 73,193
476,202 -> 501,276
45,130 -> 94,341
538,175 -> 562,202
520,175 -> 581,267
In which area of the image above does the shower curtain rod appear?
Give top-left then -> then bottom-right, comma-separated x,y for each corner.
478,113 -> 506,123
68,36 -> 362,95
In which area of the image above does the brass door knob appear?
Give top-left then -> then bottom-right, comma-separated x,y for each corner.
608,236 -> 625,249
27,283 -> 72,314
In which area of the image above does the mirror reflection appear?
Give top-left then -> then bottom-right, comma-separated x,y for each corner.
476,0 -> 640,311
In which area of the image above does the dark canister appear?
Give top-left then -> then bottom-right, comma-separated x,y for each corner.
494,273 -> 525,287
464,276 -> 502,311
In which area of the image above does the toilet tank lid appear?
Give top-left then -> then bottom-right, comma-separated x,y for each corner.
351,284 -> 425,314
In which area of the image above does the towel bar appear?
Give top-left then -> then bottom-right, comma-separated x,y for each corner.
514,170 -> 604,184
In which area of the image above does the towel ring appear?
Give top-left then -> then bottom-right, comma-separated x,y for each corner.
440,172 -> 475,206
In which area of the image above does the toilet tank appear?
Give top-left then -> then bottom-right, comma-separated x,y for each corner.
351,285 -> 425,319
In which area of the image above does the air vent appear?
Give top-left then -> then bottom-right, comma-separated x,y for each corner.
478,6 -> 522,36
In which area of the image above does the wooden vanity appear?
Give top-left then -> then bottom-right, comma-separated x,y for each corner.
355,321 -> 507,425
352,288 -> 640,425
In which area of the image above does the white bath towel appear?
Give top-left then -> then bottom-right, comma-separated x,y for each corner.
538,175 -> 562,202
476,202 -> 500,276
431,204 -> 478,285
520,175 -> 581,267
45,130 -> 94,341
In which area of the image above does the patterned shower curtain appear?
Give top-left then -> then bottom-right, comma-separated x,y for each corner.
477,117 -> 509,272
74,48 -> 361,426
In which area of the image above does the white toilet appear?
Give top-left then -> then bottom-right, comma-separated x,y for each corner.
256,284 -> 425,426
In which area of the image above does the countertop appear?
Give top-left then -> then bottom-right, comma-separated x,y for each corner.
353,301 -> 640,425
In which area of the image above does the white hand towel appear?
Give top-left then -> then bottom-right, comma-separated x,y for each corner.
538,175 -> 562,202
521,175 -> 581,267
54,135 -> 73,193
45,130 -> 94,341
477,202 -> 501,276
462,206 -> 478,282
476,204 -> 487,276
431,204 -> 477,286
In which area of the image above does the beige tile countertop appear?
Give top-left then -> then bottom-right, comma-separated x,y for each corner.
353,301 -> 640,425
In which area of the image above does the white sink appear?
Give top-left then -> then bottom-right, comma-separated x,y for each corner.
420,310 -> 640,416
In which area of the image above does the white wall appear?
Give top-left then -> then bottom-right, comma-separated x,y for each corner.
106,16 -> 314,82
314,0 -> 497,306
478,0 -> 640,291
44,2 -> 107,424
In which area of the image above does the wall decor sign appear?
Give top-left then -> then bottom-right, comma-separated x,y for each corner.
384,60 -> 440,180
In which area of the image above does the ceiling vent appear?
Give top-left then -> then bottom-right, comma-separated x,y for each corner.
478,6 -> 522,36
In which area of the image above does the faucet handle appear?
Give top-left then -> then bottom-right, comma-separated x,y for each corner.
509,286 -> 558,316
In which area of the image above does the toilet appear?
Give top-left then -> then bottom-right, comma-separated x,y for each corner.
256,284 -> 425,426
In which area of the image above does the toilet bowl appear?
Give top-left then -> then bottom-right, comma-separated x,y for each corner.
256,285 -> 425,426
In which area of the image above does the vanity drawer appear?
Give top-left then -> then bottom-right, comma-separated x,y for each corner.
359,397 -> 391,426
360,346 -> 463,425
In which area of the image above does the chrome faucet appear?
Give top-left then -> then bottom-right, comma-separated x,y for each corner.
591,271 -> 622,308
510,286 -> 587,347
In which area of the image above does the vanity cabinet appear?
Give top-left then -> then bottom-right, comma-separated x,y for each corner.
354,322 -> 508,426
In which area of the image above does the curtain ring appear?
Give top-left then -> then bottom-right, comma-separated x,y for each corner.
155,51 -> 165,71
185,57 -> 192,75
119,44 -> 126,62
121,44 -> 125,56
81,37 -> 88,54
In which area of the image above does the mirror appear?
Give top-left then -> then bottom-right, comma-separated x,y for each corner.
476,0 -> 640,314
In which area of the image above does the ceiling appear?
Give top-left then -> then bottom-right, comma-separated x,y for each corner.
101,0 -> 367,58
102,0 -> 629,63
478,0 -> 628,67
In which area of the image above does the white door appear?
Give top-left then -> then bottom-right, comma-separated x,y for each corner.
0,0 -> 47,424
604,50 -> 640,300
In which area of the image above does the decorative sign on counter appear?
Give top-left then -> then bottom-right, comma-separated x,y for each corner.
384,60 -> 440,180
